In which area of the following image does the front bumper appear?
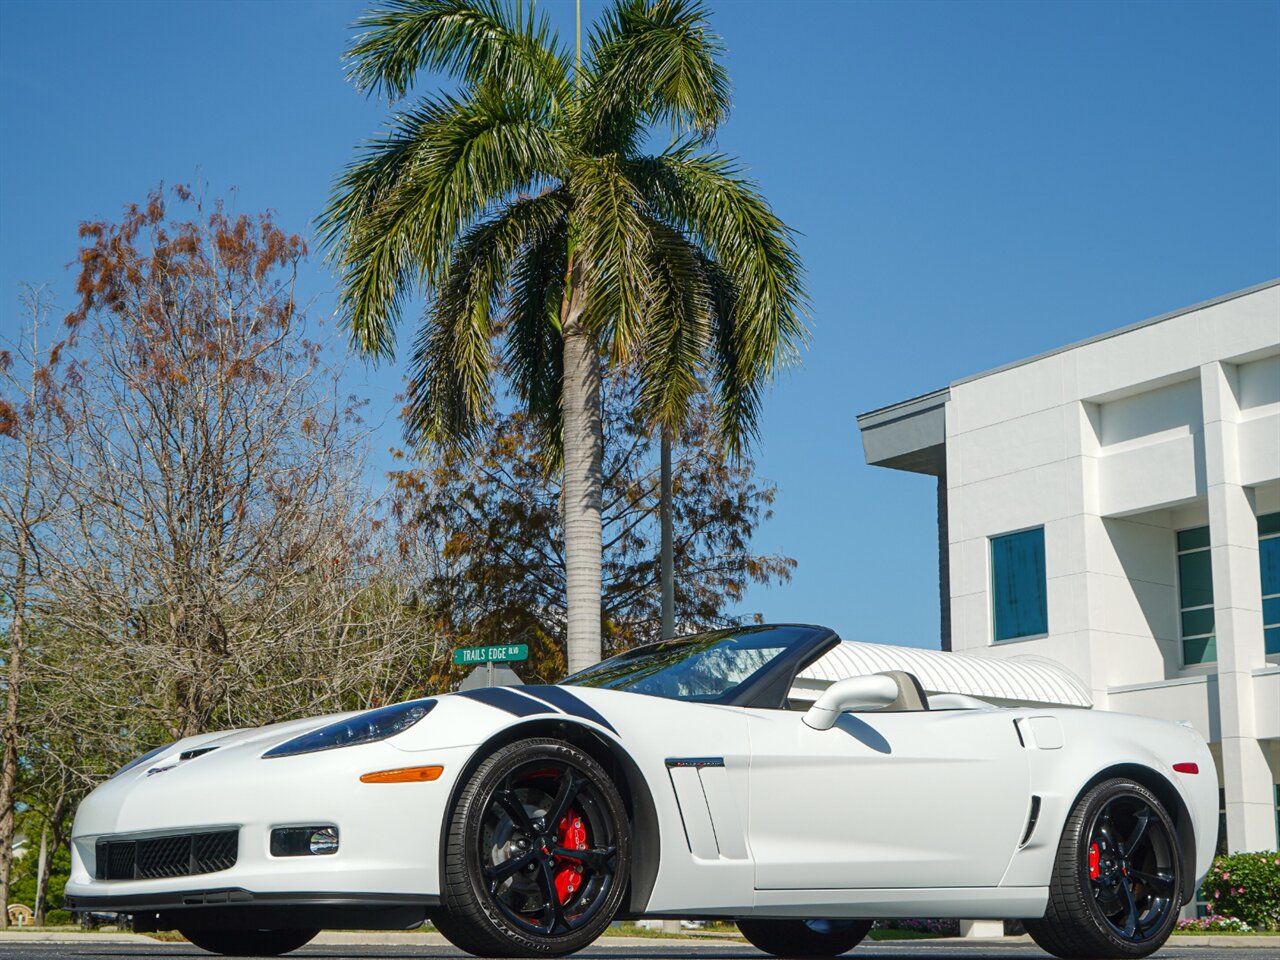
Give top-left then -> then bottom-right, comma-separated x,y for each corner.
64,887 -> 439,932
64,740 -> 477,923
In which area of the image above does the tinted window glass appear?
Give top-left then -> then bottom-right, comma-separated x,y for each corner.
563,625 -> 809,702
991,528 -> 1048,642
1178,550 -> 1214,609
1177,526 -> 1215,666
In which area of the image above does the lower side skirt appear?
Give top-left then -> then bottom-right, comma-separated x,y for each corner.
64,888 -> 440,931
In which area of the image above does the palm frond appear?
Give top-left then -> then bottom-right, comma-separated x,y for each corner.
347,0 -> 570,105
580,0 -> 730,150
626,146 -> 807,447
698,251 -> 760,454
405,189 -> 569,449
503,209 -> 568,452
320,89 -> 566,358
570,155 -> 654,362
635,217 -> 712,431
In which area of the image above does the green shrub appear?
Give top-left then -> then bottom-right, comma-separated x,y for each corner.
1201,851 -> 1280,931
43,909 -> 72,926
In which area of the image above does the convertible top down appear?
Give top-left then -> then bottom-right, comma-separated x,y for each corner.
65,624 -> 1216,959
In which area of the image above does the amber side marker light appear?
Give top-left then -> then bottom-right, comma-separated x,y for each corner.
1172,762 -> 1199,774
360,765 -> 444,784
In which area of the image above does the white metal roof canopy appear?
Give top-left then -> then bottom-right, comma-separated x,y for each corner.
797,641 -> 1093,708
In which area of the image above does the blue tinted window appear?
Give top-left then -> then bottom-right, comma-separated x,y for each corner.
1178,550 -> 1214,609
1261,531 -> 1279,603
1262,517 -> 1279,662
1183,635 -> 1217,665
991,528 -> 1048,642
1177,526 -> 1211,551
1264,596 -> 1280,629
1177,525 -> 1215,666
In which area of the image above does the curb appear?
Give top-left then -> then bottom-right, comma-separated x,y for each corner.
0,932 -> 155,943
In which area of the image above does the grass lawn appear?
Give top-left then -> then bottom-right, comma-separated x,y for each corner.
606,922 -> 742,939
868,929 -> 945,940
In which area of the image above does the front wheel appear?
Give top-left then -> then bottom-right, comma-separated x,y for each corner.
433,737 -> 631,957
180,928 -> 318,956
1025,778 -> 1182,959
737,919 -> 872,957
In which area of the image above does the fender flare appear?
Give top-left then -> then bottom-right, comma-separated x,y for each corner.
437,717 -> 661,915
1063,763 -> 1199,906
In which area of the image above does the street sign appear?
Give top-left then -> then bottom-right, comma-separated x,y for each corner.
453,644 -> 529,666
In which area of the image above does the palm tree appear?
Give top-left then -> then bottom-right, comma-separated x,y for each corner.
321,0 -> 806,672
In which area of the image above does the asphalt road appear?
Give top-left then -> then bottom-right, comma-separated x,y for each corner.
1,941 -> 1275,960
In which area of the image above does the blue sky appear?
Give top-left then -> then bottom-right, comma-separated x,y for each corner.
2,0 -> 1277,649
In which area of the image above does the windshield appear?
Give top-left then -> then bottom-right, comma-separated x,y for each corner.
561,625 -> 818,703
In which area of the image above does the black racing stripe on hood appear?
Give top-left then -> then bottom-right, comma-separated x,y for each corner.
519,685 -> 619,735
455,687 -> 556,718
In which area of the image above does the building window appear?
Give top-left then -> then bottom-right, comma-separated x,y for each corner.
1177,526 -> 1215,666
991,528 -> 1048,642
1260,512 -> 1280,657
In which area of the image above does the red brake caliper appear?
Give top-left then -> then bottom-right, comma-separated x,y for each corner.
1088,841 -> 1101,880
553,808 -> 587,903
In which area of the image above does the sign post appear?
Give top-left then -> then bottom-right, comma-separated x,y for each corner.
453,644 -> 529,688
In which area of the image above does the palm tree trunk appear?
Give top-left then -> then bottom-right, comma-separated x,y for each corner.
561,262 -> 603,673
660,426 -> 675,640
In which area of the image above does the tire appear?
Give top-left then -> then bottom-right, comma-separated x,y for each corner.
1025,778 -> 1182,960
737,918 -> 872,957
433,737 -> 631,957
180,927 -> 318,956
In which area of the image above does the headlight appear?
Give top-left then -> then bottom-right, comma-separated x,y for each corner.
262,699 -> 436,759
110,742 -> 175,779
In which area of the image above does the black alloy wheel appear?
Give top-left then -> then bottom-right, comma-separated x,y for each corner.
1086,793 -> 1179,941
434,738 -> 631,956
736,918 -> 872,957
1027,778 -> 1182,959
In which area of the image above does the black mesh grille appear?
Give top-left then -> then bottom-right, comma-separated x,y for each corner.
137,833 -> 191,878
104,841 -> 136,880
95,830 -> 238,881
192,830 -> 238,873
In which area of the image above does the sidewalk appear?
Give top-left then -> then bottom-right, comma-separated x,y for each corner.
0,931 -> 153,943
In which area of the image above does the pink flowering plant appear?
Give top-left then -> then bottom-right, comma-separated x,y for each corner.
1175,914 -> 1251,933
1200,852 -> 1280,931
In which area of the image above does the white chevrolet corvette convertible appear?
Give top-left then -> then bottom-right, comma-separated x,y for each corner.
66,625 -> 1216,959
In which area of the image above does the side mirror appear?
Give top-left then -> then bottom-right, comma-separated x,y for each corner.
803,675 -> 900,730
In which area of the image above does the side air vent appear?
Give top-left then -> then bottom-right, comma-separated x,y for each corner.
1021,795 -> 1042,846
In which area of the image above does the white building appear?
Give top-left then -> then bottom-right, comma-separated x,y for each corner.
857,279 -> 1280,855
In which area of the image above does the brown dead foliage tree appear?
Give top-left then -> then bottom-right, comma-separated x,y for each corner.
0,287 -> 75,927
39,186 -> 433,752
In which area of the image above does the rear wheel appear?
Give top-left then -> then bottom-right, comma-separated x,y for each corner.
1025,778 -> 1181,959
737,918 -> 872,957
433,738 -> 631,956
180,927 -> 318,956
